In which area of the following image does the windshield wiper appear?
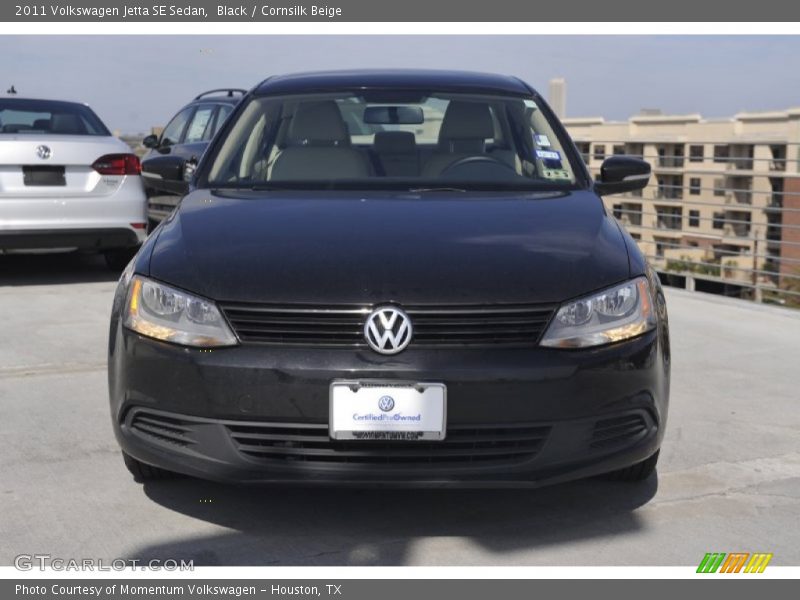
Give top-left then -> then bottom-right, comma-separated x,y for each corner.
407,186 -> 467,193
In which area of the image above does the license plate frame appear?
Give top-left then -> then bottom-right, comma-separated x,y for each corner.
329,380 -> 447,441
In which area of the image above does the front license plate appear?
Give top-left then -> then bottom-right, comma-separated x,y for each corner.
329,381 -> 446,441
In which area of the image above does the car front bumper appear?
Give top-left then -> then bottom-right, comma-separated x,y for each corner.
109,318 -> 670,487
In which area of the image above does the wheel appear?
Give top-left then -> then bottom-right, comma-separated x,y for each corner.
122,451 -> 177,482
104,247 -> 138,271
604,450 -> 659,482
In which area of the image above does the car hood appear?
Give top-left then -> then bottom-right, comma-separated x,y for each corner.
148,189 -> 632,305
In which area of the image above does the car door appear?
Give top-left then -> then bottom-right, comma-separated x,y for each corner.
141,104 -> 215,226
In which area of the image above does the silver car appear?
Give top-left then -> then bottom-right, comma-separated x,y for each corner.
0,98 -> 146,269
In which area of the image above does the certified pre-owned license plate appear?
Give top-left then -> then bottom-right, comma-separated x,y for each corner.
329,381 -> 446,441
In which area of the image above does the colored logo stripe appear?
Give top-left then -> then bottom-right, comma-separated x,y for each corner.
697,553 -> 726,573
744,553 -> 773,573
720,553 -> 749,573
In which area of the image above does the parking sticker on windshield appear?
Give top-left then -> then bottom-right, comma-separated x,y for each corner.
534,134 -> 551,147
536,149 -> 561,161
543,168 -> 572,180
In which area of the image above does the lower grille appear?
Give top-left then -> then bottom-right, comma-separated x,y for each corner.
219,302 -> 556,347
129,410 -> 195,447
226,422 -> 551,467
590,413 -> 649,449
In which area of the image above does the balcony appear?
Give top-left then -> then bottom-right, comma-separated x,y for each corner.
723,223 -> 751,238
725,190 -> 753,205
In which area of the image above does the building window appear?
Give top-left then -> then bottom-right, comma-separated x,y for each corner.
712,212 -> 725,229
713,178 -> 726,197
613,145 -> 625,156
689,145 -> 704,162
612,204 -> 623,219
576,142 -> 590,165
593,144 -> 606,161
626,144 -> 644,160
689,178 -> 701,195
689,210 -> 700,227
713,145 -> 730,164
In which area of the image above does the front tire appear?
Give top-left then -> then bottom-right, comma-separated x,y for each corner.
104,247 -> 138,271
604,450 -> 659,482
122,452 -> 177,482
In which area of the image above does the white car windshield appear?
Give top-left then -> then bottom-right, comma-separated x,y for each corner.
206,91 -> 579,191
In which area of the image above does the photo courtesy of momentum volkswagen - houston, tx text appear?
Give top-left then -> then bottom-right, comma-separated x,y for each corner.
108,70 -> 670,487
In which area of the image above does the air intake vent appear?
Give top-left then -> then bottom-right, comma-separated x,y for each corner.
226,421 -> 551,468
129,410 -> 196,447
590,413 -> 649,449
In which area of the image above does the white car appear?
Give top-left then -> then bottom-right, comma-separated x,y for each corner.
0,97 -> 146,269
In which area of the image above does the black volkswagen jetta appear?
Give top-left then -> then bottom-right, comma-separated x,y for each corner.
109,70 -> 670,487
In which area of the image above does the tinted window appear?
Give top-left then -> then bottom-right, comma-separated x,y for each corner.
184,105 -> 215,144
0,99 -> 110,135
161,107 -> 193,146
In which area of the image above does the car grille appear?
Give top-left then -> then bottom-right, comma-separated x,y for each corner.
218,302 -> 556,347
226,421 -> 551,467
590,413 -> 649,449
129,411 -> 196,447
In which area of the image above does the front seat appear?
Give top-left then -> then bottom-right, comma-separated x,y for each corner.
422,101 -> 495,177
271,101 -> 371,181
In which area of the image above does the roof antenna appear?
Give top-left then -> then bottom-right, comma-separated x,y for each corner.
7,85 -> 17,95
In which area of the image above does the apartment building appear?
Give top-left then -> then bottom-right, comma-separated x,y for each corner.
563,108 -> 800,302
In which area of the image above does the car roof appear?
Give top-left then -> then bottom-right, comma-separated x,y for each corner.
253,69 -> 535,97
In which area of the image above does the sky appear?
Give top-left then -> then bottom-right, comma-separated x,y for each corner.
2,35 -> 799,133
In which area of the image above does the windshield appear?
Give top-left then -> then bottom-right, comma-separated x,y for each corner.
206,91 -> 579,190
0,99 -> 111,136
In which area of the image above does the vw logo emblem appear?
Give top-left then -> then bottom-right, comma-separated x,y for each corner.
364,306 -> 412,355
36,145 -> 51,160
378,395 -> 395,412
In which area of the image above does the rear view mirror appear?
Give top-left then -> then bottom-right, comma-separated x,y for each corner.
363,106 -> 424,125
594,156 -> 651,196
142,134 -> 159,149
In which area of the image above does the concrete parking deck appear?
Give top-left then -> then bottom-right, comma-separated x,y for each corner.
1,253 -> 799,566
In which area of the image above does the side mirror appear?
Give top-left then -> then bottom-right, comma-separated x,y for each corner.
142,134 -> 159,149
594,156 -> 651,196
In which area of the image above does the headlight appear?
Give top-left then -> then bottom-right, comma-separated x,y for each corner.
540,277 -> 656,348
123,275 -> 237,348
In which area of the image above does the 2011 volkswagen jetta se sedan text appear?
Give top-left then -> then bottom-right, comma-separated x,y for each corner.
108,70 -> 671,487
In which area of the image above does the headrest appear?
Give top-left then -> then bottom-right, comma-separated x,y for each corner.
373,131 -> 417,154
288,101 -> 349,145
51,113 -> 85,134
32,119 -> 51,131
438,101 -> 494,142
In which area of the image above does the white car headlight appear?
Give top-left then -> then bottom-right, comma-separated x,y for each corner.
123,275 -> 238,348
540,276 -> 656,349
